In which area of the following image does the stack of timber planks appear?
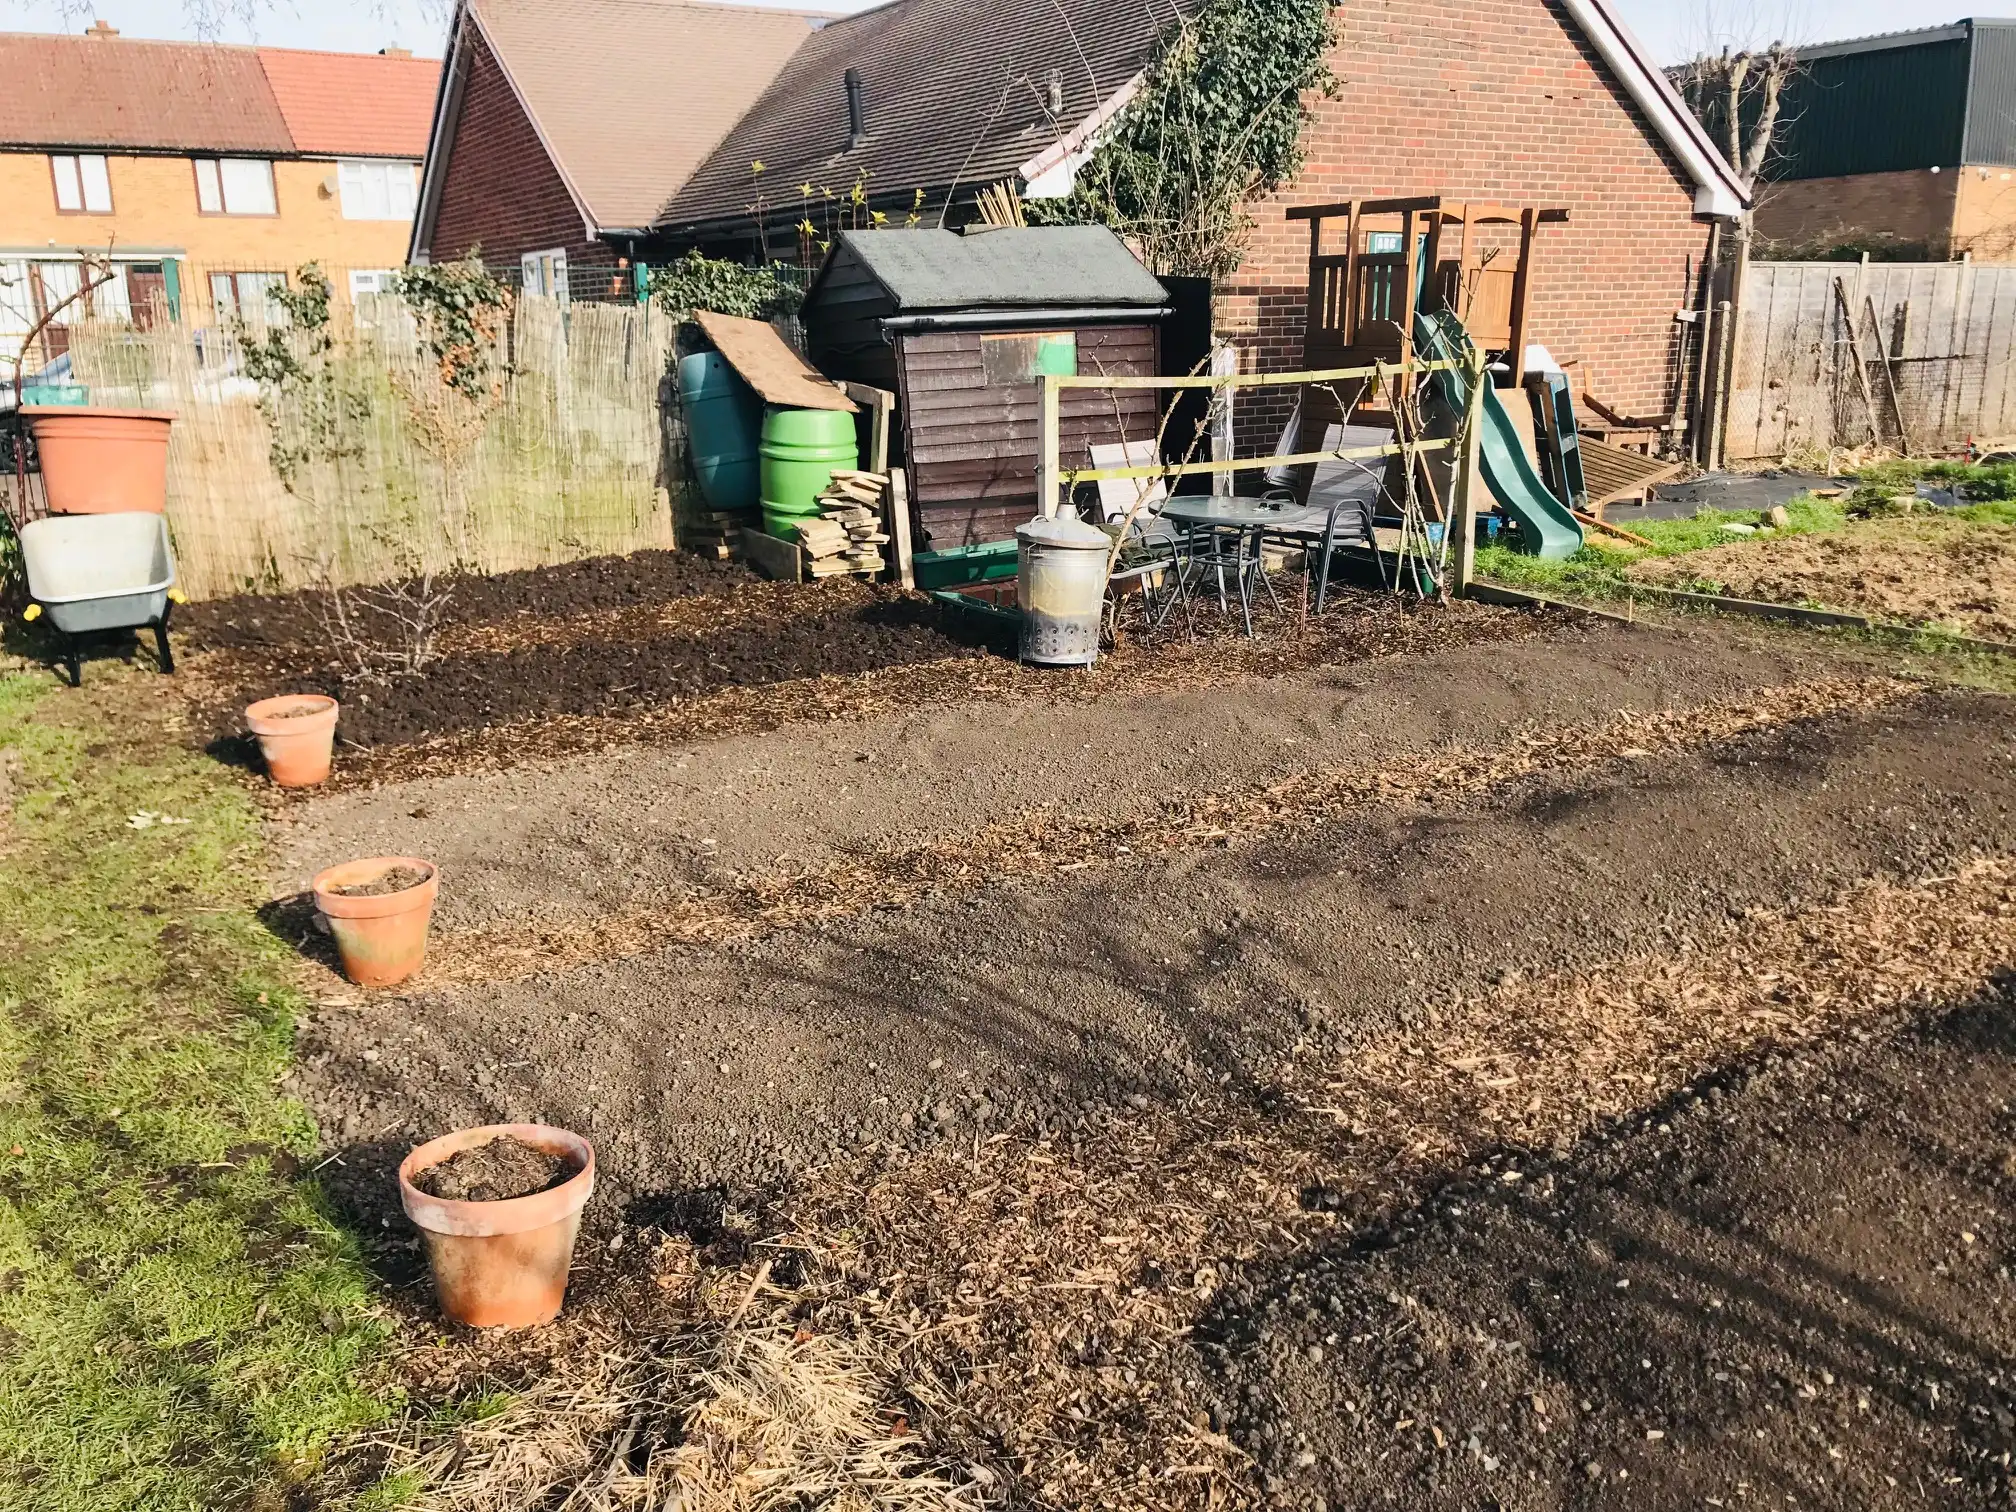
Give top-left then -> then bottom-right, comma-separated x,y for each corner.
682,504 -> 756,562
794,470 -> 890,579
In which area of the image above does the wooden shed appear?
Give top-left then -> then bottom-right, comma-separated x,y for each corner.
801,227 -> 1169,551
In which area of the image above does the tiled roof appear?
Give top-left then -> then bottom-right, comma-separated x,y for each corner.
467,0 -> 832,231
257,47 -> 439,159
0,31 -> 292,153
657,0 -> 1179,232
0,29 -> 438,157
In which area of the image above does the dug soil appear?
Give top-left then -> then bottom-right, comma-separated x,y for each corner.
1206,995 -> 2016,1509
411,1134 -> 577,1203
328,864 -> 430,898
279,618 -> 2016,1511
1629,515 -> 2016,639
176,549 -> 1000,759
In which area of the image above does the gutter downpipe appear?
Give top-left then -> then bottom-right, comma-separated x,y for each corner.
1689,221 -> 1721,465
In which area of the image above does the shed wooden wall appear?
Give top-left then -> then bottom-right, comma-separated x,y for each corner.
896,323 -> 1161,550
803,246 -> 902,394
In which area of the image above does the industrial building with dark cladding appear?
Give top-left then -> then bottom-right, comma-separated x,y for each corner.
1744,17 -> 2016,263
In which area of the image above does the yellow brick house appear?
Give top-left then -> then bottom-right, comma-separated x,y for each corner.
0,19 -> 439,367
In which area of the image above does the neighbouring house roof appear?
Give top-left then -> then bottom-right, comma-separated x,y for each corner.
0,30 -> 437,158
256,46 -> 439,159
444,0 -> 830,236
813,226 -> 1166,312
1558,0 -> 1750,216
655,0 -> 1179,235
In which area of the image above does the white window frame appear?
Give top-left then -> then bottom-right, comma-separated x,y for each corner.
337,159 -> 418,222
348,269 -> 398,299
193,157 -> 277,216
209,270 -> 288,326
51,154 -> 112,214
520,248 -> 569,305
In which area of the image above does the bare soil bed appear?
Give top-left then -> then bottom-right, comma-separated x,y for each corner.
1628,515 -> 2016,639
178,549 -> 1550,788
179,552 -> 996,757
1207,994 -> 2016,1509
279,613 -> 2016,1510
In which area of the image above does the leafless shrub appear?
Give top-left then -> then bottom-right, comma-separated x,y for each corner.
303,530 -> 454,685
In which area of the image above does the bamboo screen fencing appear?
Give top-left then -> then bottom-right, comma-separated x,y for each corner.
63,294 -> 680,599
1724,259 -> 2016,462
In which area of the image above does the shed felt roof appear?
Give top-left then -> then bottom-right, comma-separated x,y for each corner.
468,0 -> 831,231
657,0 -> 1180,232
818,226 -> 1166,311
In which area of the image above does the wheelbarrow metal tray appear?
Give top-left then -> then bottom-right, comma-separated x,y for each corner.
20,512 -> 176,634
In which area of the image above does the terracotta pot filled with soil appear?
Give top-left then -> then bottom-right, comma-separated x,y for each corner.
312,856 -> 438,987
245,694 -> 340,788
399,1124 -> 595,1328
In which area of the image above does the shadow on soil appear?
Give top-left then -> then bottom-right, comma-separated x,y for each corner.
1194,993 -> 2016,1508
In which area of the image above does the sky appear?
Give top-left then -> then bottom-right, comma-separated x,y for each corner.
0,0 -> 1961,63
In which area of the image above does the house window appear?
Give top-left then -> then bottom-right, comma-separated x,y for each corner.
337,160 -> 418,221
520,248 -> 569,303
210,270 -> 287,325
51,154 -> 113,214
348,269 -> 399,299
193,157 -> 277,216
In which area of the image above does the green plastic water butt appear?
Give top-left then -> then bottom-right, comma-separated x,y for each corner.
678,352 -> 763,514
759,407 -> 858,521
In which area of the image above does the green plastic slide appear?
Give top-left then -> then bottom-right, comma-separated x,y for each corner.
1413,309 -> 1584,560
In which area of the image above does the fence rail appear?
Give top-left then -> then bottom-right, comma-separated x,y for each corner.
1724,259 -> 2016,461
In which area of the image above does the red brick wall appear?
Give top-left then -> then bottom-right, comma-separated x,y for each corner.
1751,170 -> 1957,258
1224,0 -> 1714,442
426,24 -> 609,272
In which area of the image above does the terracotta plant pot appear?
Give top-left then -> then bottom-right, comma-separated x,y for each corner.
244,694 -> 340,788
399,1124 -> 596,1328
312,856 -> 439,988
23,406 -> 175,515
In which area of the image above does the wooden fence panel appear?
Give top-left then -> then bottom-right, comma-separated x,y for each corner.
1727,260 -> 2016,460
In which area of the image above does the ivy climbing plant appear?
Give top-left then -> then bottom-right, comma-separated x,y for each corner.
1029,0 -> 1339,278
650,251 -> 804,322
393,254 -> 513,401
235,263 -> 369,491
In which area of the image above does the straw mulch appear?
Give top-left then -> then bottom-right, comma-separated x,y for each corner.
416,675 -> 1917,988
381,855 -> 2016,1512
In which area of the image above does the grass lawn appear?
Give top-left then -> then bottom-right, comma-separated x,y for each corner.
1477,459 -> 2016,605
0,669 -> 393,1510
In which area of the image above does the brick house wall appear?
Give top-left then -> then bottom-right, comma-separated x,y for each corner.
1955,169 -> 2016,262
1752,170 -> 1959,258
425,25 -> 611,275
1223,0 -> 1716,445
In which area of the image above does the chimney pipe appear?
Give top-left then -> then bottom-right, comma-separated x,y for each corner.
845,67 -> 867,149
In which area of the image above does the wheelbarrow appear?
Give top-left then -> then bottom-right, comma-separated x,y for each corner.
19,511 -> 178,686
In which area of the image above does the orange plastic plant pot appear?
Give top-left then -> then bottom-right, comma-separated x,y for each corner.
23,407 -> 175,515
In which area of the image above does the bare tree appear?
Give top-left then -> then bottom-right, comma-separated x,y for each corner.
1674,42 -> 1798,197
